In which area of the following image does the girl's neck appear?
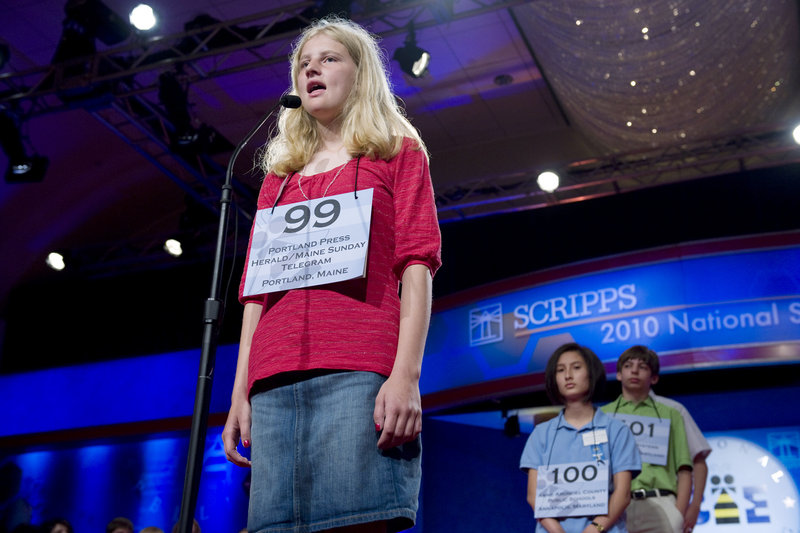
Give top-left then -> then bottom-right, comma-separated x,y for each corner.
563,400 -> 595,429
303,123 -> 349,175
317,117 -> 344,148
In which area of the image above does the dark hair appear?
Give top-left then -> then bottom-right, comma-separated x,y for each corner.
171,519 -> 200,533
0,462 -> 22,501
544,342 -> 606,404
106,517 -> 134,533
616,345 -> 660,376
40,519 -> 73,533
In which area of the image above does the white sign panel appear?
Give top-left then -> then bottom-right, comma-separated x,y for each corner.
242,189 -> 373,295
612,413 -> 671,466
535,461 -> 609,518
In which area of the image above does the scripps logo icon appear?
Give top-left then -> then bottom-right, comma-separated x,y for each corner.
469,303 -> 503,346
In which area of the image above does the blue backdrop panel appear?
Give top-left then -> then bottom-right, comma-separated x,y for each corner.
0,345 -> 239,438
423,242 -> 800,398
0,427 -> 249,532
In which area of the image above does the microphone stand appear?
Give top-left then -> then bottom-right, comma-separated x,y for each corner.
177,95 -> 300,533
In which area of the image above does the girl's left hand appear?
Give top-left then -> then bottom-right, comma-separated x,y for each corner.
374,373 -> 422,450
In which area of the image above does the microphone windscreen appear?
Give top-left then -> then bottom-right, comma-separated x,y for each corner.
280,95 -> 302,109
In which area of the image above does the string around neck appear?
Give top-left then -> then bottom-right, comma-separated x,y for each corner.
271,155 -> 362,212
298,158 -> 352,200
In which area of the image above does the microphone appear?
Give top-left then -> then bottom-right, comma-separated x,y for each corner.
182,92 -> 302,533
226,94 -> 302,184
280,94 -> 302,109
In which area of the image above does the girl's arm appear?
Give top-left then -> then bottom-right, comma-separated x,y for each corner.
584,470 -> 632,532
222,301 -> 262,466
527,469 -> 567,533
374,264 -> 431,450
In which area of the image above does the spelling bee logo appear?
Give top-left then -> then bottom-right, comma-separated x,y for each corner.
695,435 -> 799,532
469,303 -> 503,347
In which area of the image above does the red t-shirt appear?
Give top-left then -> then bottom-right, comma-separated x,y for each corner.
239,138 -> 442,394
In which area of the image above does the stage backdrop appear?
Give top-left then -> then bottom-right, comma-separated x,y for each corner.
2,421 -> 797,532
422,232 -> 800,409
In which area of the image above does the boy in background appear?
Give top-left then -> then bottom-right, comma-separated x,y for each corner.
650,388 -> 711,533
602,345 -> 693,533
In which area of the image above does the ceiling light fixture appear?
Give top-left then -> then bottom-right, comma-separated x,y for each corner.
129,4 -> 157,31
0,109 -> 49,183
393,24 -> 430,79
164,239 -> 183,257
46,252 -> 66,271
792,124 -> 800,145
0,43 -> 9,70
537,170 -> 560,193
49,0 -> 133,100
158,71 -> 199,147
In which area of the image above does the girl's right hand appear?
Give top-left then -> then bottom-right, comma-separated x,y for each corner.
222,398 -> 252,467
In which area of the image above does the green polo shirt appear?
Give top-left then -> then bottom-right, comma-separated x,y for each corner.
602,395 -> 692,493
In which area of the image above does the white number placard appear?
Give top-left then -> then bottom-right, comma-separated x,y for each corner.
242,189 -> 373,296
535,461 -> 609,518
612,413 -> 671,466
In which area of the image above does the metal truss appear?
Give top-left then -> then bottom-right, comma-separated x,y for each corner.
0,0 -> 531,277
435,125 -> 800,222
0,0 -> 529,225
89,90 -> 257,220
0,0 -> 529,114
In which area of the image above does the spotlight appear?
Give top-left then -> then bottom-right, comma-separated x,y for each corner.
0,43 -> 9,70
0,109 -> 49,183
158,71 -> 199,147
64,0 -> 132,46
164,238 -> 183,257
537,170 -> 560,193
393,25 -> 430,79
48,0 -> 133,100
129,4 -> 157,31
46,252 -> 66,271
51,0 -> 132,66
792,124 -> 800,145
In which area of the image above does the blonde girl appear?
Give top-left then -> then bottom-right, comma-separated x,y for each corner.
223,16 -> 441,533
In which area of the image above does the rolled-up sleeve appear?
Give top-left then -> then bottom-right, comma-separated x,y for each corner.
391,139 -> 442,281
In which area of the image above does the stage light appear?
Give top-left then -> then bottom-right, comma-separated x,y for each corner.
0,43 -> 9,70
64,0 -> 132,46
537,170 -> 560,192
46,252 -> 66,271
158,71 -> 199,147
0,109 -> 49,183
51,0 -> 131,65
49,0 -> 133,99
164,239 -> 183,257
792,124 -> 800,145
129,4 -> 157,31
393,26 -> 430,78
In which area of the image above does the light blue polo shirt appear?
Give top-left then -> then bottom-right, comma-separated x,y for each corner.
520,408 -> 642,533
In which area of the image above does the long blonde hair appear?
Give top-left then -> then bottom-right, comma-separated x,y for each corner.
260,16 -> 427,177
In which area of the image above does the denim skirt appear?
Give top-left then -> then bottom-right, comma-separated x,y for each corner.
248,370 -> 421,533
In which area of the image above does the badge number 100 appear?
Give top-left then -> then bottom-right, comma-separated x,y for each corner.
551,464 -> 599,484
